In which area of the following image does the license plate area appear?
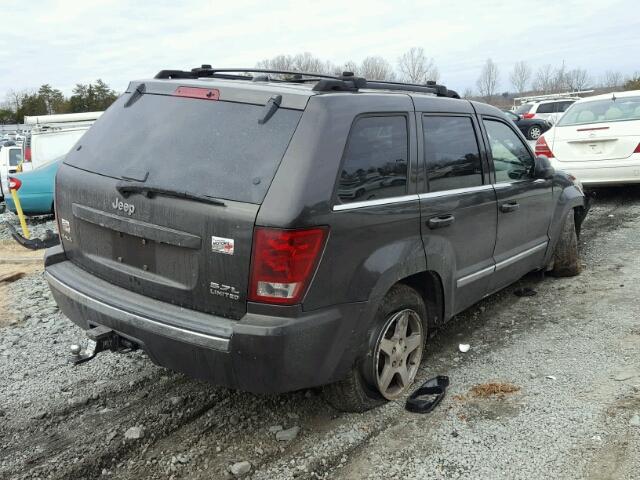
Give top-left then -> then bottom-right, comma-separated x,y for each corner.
112,231 -> 157,272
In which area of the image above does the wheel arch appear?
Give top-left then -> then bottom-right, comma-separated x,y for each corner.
545,184 -> 588,265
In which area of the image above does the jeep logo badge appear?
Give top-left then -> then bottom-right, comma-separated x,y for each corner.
111,197 -> 135,216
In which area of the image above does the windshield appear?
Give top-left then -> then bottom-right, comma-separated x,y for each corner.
514,103 -> 534,114
65,93 -> 303,204
558,96 -> 640,126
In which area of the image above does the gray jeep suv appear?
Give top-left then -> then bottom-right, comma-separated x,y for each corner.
44,67 -> 588,412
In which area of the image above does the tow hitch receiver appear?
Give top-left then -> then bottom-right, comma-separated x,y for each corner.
69,325 -> 138,365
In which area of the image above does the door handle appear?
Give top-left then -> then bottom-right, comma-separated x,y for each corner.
427,214 -> 455,229
500,202 -> 520,213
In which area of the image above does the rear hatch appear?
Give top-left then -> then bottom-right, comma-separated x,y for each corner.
57,80 -> 306,319
551,95 -> 640,162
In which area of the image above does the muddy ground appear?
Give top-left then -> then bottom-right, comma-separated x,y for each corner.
0,187 -> 639,480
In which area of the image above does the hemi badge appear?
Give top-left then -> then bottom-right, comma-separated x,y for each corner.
211,236 -> 234,255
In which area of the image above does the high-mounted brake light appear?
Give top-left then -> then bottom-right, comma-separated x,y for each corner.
249,227 -> 328,305
24,146 -> 31,162
8,177 -> 22,191
521,113 -> 536,119
535,136 -> 555,158
174,86 -> 219,100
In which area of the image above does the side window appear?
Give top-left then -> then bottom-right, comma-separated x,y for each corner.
337,116 -> 408,203
536,102 -> 555,114
423,116 -> 482,192
557,101 -> 574,112
483,119 -> 535,183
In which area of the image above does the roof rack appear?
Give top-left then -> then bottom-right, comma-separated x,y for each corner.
513,90 -> 594,105
154,66 -> 460,98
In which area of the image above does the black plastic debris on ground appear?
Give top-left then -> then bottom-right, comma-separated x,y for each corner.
514,287 -> 537,297
406,375 -> 450,413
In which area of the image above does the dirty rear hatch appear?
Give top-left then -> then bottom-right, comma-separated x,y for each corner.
56,80 -> 307,319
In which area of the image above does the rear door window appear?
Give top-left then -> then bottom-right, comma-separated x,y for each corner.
64,93 -> 303,205
337,116 -> 408,203
422,116 -> 483,192
536,103 -> 555,114
483,119 -> 534,183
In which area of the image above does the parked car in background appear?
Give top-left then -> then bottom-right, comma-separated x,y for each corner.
0,145 -> 24,202
45,67 -> 588,413
536,91 -> 640,186
514,98 -> 577,125
4,157 -> 60,215
503,110 -> 552,140
22,112 -> 102,171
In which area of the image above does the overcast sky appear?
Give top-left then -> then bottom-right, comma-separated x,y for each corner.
1,0 -> 638,100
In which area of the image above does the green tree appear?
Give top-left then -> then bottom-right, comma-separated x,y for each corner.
68,79 -> 118,112
0,108 -> 16,124
38,84 -> 67,114
623,73 -> 640,91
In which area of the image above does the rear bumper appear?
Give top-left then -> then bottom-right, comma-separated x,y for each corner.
45,249 -> 366,394
552,157 -> 640,186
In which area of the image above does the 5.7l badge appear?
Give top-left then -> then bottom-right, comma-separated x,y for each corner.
210,281 -> 240,301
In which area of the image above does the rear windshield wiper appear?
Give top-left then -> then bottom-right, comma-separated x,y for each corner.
116,182 -> 226,207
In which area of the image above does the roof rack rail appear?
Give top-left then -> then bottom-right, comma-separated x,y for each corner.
154,66 -> 460,98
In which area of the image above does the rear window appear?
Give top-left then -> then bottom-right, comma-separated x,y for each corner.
64,93 -> 303,204
558,96 -> 640,126
514,103 -> 534,114
9,149 -> 22,166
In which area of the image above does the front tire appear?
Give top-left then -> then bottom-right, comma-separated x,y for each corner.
551,209 -> 581,277
323,284 -> 427,412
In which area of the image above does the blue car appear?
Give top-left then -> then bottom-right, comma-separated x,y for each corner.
5,158 -> 60,215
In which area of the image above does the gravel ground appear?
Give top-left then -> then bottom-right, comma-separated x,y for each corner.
0,209 -> 57,242
0,187 -> 639,480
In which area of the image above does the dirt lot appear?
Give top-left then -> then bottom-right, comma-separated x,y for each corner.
0,188 -> 639,480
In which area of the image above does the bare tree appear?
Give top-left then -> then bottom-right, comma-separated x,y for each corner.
462,87 -> 474,99
336,60 -> 360,76
256,53 -> 333,74
397,47 -> 439,84
510,61 -> 532,93
359,56 -> 396,81
601,70 -> 623,88
533,64 -> 555,93
476,58 -> 500,102
565,68 -> 591,91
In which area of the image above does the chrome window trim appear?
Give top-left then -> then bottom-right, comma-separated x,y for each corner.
45,271 -> 230,352
332,194 -> 420,211
495,241 -> 548,271
418,184 -> 493,200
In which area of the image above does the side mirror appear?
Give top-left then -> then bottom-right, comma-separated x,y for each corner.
534,155 -> 555,179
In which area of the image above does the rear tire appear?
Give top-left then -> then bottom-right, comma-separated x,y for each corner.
323,284 -> 427,413
527,125 -> 543,140
551,209 -> 581,277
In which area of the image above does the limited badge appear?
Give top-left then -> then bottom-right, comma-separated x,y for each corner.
211,235 -> 234,255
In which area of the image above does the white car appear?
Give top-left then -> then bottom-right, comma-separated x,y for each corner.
514,98 -> 577,125
0,145 -> 23,201
535,90 -> 640,186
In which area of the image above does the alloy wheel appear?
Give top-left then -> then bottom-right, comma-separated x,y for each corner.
374,309 -> 424,400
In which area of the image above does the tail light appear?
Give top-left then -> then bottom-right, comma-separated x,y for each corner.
521,113 -> 536,119
634,143 -> 640,154
249,227 -> 328,305
535,136 -> 555,158
24,146 -> 31,162
8,177 -> 22,191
